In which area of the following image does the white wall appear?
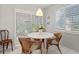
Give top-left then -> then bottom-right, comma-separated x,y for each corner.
0,5 -> 15,38
45,4 -> 79,52
0,5 -> 1,27
61,32 -> 79,52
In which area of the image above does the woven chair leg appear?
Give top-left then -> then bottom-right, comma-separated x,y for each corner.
6,43 -> 8,49
11,41 -> 13,51
56,45 -> 62,54
3,44 -> 5,54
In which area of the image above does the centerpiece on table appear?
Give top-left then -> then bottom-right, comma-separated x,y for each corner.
38,24 -> 45,32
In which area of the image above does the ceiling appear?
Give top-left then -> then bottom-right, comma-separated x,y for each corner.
29,4 -> 51,8
12,4 -> 52,8
0,4 -> 52,8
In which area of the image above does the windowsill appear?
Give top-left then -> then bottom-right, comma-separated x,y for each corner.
55,28 -> 79,35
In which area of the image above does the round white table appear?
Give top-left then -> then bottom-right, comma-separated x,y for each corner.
27,32 -> 54,54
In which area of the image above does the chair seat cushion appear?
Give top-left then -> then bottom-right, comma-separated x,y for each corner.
0,39 -> 12,44
52,40 -> 58,44
31,43 -> 40,51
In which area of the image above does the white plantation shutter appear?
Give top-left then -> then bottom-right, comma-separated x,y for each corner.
56,5 -> 79,31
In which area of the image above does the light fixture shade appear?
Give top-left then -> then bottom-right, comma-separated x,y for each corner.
36,8 -> 43,16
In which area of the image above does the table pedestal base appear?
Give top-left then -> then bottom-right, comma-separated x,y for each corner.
41,39 -> 47,54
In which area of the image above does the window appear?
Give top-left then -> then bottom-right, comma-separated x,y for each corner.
56,5 -> 79,31
16,11 -> 43,36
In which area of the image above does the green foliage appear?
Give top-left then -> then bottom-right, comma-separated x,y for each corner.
32,24 -> 45,32
38,24 -> 45,30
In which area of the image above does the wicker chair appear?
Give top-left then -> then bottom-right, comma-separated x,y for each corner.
19,38 -> 42,54
47,32 -> 62,54
0,30 -> 13,54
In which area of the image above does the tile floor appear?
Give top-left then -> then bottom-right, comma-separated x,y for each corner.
0,43 -> 78,54
0,39 -> 78,54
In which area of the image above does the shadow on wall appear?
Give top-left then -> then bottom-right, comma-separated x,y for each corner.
60,32 -> 79,52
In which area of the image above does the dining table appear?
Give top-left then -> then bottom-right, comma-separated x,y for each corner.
27,32 -> 54,54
